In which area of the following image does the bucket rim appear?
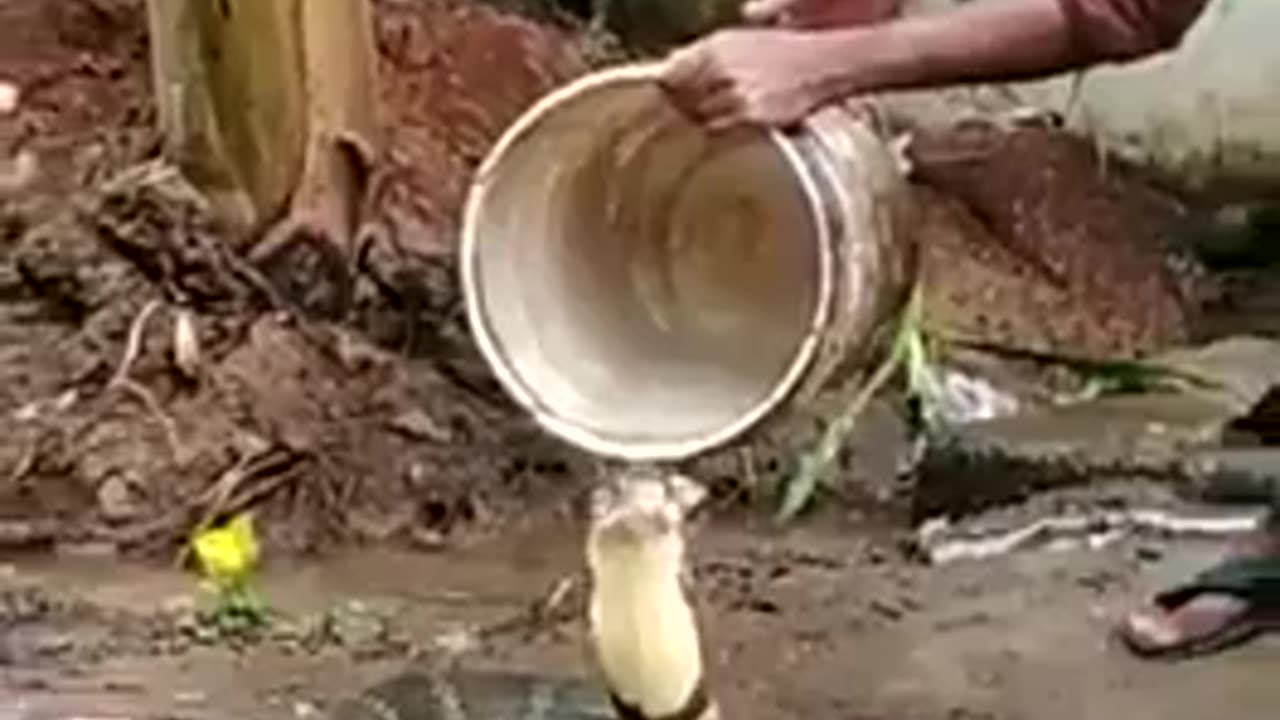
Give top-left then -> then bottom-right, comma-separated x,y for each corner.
459,61 -> 837,461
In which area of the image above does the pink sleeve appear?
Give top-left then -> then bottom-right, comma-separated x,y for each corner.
1058,0 -> 1210,61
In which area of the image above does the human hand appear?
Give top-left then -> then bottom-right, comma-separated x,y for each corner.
658,28 -> 846,131
742,0 -> 899,29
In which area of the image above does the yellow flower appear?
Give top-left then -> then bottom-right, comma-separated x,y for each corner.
191,513 -> 260,587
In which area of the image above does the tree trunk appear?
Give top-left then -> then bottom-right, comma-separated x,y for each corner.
145,0 -> 381,318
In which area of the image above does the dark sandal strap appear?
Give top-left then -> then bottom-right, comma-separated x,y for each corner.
1153,555 -> 1280,611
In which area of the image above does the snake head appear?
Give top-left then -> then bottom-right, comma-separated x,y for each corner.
588,467 -> 708,545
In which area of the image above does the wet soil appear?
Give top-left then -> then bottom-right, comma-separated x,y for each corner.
0,0 -> 617,560
3,505 -> 1278,720
909,121 -> 1208,362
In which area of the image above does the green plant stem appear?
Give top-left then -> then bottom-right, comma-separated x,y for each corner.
777,283 -> 925,523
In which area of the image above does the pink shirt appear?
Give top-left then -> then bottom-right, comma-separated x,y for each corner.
1059,0 -> 1210,61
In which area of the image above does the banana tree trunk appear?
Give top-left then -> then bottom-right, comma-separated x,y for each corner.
145,0 -> 381,318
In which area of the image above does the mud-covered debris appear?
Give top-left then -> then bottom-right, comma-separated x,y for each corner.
174,690 -> 208,707
0,586 -> 56,624
0,150 -> 37,197
344,505 -> 414,543
96,474 -> 142,523
869,598 -> 907,621
915,336 -> 1280,518
1134,544 -> 1164,562
925,366 -> 1022,426
410,525 -> 448,551
55,540 -> 119,559
387,409 -> 452,443
914,508 -> 1262,565
912,123 -> 1203,361
171,308 -> 202,381
0,518 -> 59,549
0,80 -> 17,114
27,631 -> 74,657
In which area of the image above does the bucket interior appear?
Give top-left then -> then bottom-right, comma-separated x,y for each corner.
463,74 -> 826,458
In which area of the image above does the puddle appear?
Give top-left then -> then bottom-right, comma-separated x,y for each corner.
2,516 -> 1278,720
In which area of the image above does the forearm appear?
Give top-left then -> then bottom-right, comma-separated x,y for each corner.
816,0 -> 1083,97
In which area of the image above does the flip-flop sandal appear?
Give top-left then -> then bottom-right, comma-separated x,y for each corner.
1116,555 -> 1280,661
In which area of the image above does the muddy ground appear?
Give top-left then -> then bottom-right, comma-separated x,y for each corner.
0,0 -> 615,559
3,497 -> 1278,720
1,0 -> 1278,719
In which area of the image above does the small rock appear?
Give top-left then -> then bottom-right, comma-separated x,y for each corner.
0,150 -> 37,196
53,388 -> 79,412
11,400 -> 42,422
410,526 -> 448,551
747,598 -> 780,614
172,308 -> 202,381
100,678 -> 145,693
96,475 -> 141,522
933,611 -> 993,632
31,631 -> 74,656
345,506 -> 413,542
405,461 -> 428,488
160,595 -> 199,628
174,690 -> 207,706
54,541 -> 119,559
11,676 -> 48,691
387,409 -> 451,443
1076,569 -> 1121,592
869,598 -> 905,621
326,601 -> 389,652
333,331 -> 386,374
268,619 -> 305,644
430,626 -> 479,656
1134,544 -> 1164,562
948,707 -> 996,720
0,82 -> 17,115
191,622 -> 219,644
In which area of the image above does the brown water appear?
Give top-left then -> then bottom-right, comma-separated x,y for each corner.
3,513 -> 1278,720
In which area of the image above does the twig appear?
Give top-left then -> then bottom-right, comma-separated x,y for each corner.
916,508 -> 1266,565
199,230 -> 353,373
172,449 -> 303,569
738,445 -> 760,503
116,377 -> 183,462
3,432 -> 43,488
193,447 -> 303,532
103,446 -> 302,554
543,576 -> 576,611
109,299 -> 161,388
472,573 -> 583,644
417,573 -> 583,668
97,299 -> 186,461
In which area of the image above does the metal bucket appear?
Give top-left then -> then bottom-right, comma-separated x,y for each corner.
460,63 -> 913,461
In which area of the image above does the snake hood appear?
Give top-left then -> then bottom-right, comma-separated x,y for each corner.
585,468 -> 717,720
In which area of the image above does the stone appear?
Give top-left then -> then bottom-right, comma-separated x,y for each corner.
0,82 -> 17,115
96,475 -> 141,522
387,409 -> 451,443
